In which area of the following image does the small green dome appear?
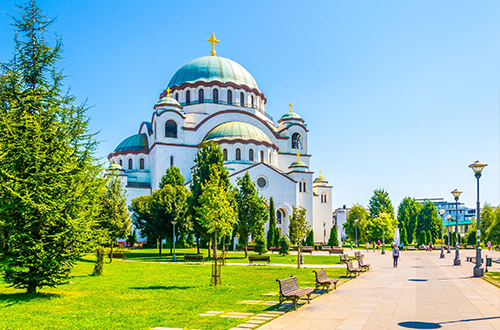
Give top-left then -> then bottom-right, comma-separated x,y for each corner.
114,134 -> 148,153
289,159 -> 307,168
168,56 -> 259,90
107,161 -> 123,171
155,96 -> 182,109
280,111 -> 302,121
205,122 -> 272,144
314,173 -> 328,183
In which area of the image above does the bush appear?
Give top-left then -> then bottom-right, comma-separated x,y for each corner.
306,230 -> 314,246
279,235 -> 290,256
328,225 -> 339,246
177,234 -> 187,248
254,235 -> 267,255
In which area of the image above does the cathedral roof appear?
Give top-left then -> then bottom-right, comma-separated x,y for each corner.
114,133 -> 148,153
167,56 -> 259,90
155,96 -> 182,110
289,154 -> 308,169
313,171 -> 328,184
205,121 -> 272,145
279,111 -> 302,121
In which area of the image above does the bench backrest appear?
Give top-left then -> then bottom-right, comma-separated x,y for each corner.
347,261 -> 356,270
321,246 -> 331,250
277,276 -> 300,295
314,269 -> 328,281
249,255 -> 268,260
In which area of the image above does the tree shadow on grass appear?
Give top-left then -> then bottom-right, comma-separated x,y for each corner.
130,285 -> 194,290
0,292 -> 60,307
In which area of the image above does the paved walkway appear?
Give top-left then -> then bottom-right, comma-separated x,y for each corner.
259,248 -> 500,330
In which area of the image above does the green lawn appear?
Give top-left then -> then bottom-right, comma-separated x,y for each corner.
0,254 -> 347,330
483,271 -> 500,289
124,248 -> 342,265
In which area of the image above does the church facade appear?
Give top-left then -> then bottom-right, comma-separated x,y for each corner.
107,35 -> 333,243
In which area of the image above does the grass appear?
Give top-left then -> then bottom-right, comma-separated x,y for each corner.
483,271 -> 500,289
0,253 -> 348,330
124,247 -> 342,265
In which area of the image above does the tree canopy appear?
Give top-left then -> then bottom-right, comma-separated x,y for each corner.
415,201 -> 442,244
344,204 -> 370,242
397,197 -> 422,244
368,189 -> 395,219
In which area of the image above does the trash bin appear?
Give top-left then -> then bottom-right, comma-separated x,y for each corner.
486,258 -> 492,267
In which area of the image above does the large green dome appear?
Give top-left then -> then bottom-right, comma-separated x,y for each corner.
205,122 -> 272,144
114,133 -> 148,153
167,56 -> 259,90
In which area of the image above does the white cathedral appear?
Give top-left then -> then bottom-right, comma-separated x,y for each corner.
107,34 -> 333,243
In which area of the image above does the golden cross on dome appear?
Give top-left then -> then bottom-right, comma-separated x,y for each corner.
297,153 -> 300,161
319,170 -> 322,175
289,103 -> 293,113
206,33 -> 220,56
166,87 -> 171,98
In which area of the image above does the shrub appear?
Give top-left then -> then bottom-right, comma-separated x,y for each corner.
328,225 -> 339,246
306,230 -> 314,246
254,234 -> 267,255
279,235 -> 290,256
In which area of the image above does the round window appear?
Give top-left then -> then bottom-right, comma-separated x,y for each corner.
257,177 -> 267,188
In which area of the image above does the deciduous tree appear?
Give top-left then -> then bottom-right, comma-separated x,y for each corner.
415,201 -> 441,244
344,204 -> 369,242
397,197 -> 421,244
368,189 -> 395,219
288,206 -> 310,269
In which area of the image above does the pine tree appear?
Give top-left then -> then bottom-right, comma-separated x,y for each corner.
328,225 -> 339,247
273,228 -> 280,248
279,235 -> 290,256
267,197 -> 276,249
306,230 -> 314,246
427,229 -> 433,245
159,166 -> 184,188
0,2 -> 104,293
254,233 -> 267,255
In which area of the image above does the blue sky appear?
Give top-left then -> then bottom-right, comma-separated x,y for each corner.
1,0 -> 498,211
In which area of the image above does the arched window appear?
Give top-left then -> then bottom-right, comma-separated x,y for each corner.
276,209 -> 284,225
198,89 -> 204,103
119,159 -> 123,167
227,90 -> 233,105
175,93 -> 178,101
299,181 -> 306,193
223,149 -> 228,161
292,133 -> 302,149
128,159 -> 133,170
321,193 -> 327,203
165,120 -> 177,138
240,92 -> 245,106
249,149 -> 254,161
186,90 -> 191,105
236,148 -> 241,161
251,95 -> 254,108
260,150 -> 264,163
139,158 -> 145,170
170,155 -> 174,168
213,89 -> 219,104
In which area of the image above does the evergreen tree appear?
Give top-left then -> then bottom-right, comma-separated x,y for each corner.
126,229 -> 138,247
397,197 -> 421,244
273,227 -> 280,248
98,175 -> 131,262
235,172 -> 268,257
419,231 -> 427,245
254,233 -> 267,255
368,189 -> 395,219
0,2 -> 104,293
288,206 -> 310,269
189,141 -> 232,254
279,235 -> 290,256
159,166 -> 185,188
427,229 -> 433,244
328,225 -> 339,247
306,230 -> 314,246
267,197 -> 276,249
415,201 -> 441,243
400,226 -> 408,246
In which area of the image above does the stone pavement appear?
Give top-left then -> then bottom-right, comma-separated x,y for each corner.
258,248 -> 500,330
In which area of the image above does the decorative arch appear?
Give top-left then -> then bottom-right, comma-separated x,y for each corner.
223,148 -> 228,161
235,148 -> 241,161
227,90 -> 233,105
213,89 -> 219,104
165,120 -> 177,138
249,149 -> 254,162
139,158 -> 145,170
128,158 -> 133,170
186,90 -> 191,105
292,132 -> 302,149
240,92 -> 245,106
198,89 -> 204,103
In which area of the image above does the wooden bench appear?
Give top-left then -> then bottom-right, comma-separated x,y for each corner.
108,252 -> 126,259
354,251 -> 364,259
465,245 -> 474,249
301,246 -> 314,254
313,269 -> 339,292
406,246 -> 416,251
184,255 -> 204,264
269,246 -> 280,253
276,276 -> 313,310
321,246 -> 332,251
346,261 -> 361,278
357,258 -> 371,271
340,254 -> 350,264
329,247 -> 344,255
249,255 -> 270,265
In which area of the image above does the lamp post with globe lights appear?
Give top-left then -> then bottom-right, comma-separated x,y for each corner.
439,209 -> 445,258
354,219 -> 359,248
451,189 -> 462,266
380,213 -> 386,255
469,160 -> 487,277
446,215 -> 452,253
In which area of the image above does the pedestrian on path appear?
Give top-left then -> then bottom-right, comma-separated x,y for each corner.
372,242 -> 376,252
488,241 -> 492,251
377,240 -> 381,250
392,244 -> 399,268
366,242 -> 369,252
350,241 -> 353,250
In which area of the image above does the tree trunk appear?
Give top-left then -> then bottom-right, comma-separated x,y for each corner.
196,235 -> 200,254
110,239 -> 114,263
208,240 -> 211,258
297,242 -> 301,269
214,230 -> 218,286
244,241 -> 248,258
159,237 -> 162,254
27,282 -> 37,294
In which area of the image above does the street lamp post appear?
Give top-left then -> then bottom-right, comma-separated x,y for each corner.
469,160 -> 487,277
354,220 -> 358,248
451,189 -> 462,266
323,221 -> 326,245
171,220 -> 177,262
439,209 -> 445,258
446,215 -> 451,253
380,213 -> 386,255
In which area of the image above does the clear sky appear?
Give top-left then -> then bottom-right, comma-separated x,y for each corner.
1,0 -> 498,211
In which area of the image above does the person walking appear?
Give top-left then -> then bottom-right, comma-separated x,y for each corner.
350,241 -> 353,250
392,244 -> 400,268
377,240 -> 381,250
366,242 -> 369,252
372,242 -> 376,252
487,241 -> 492,251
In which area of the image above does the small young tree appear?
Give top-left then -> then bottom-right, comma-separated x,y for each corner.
306,230 -> 314,246
279,235 -> 290,256
288,206 -> 310,269
267,197 -> 276,249
159,166 -> 185,188
328,225 -> 339,247
254,233 -> 267,255
195,169 -> 238,286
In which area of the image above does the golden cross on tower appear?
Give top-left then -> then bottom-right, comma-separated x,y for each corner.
206,33 -> 220,56
297,153 -> 300,161
289,103 -> 293,113
166,87 -> 171,98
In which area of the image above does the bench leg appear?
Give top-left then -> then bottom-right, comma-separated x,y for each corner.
333,282 -> 337,290
306,293 -> 311,304
293,297 -> 298,310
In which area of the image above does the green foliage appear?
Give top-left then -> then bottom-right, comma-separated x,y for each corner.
363,213 -> 396,242
397,197 -> 422,244
368,189 -> 395,219
126,229 -> 138,247
177,234 -> 187,248
254,234 -> 267,255
427,229 -> 433,244
288,206 -> 309,245
279,235 -> 291,255
483,206 -> 500,244
129,195 -> 154,242
419,231 -> 427,245
189,141 -> 231,251
400,226 -> 408,246
91,247 -> 105,276
159,166 -> 185,188
235,172 -> 268,256
450,231 -> 456,246
467,229 -> 477,245
0,2 -> 104,293
328,225 -> 339,246
306,230 -> 314,246
273,228 -> 280,248
415,201 -> 441,243
343,204 -> 370,242
267,197 -> 276,248
187,232 -> 195,247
